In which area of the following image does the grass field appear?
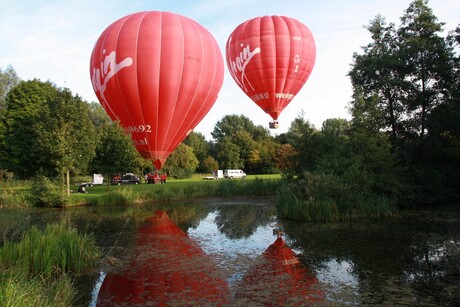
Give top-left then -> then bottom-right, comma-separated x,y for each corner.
69,174 -> 283,206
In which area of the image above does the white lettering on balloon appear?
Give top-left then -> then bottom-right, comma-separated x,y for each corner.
91,49 -> 133,118
228,38 -> 260,93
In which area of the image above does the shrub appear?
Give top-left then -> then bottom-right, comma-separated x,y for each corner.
28,176 -> 68,207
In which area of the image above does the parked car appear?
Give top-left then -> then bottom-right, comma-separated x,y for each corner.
111,173 -> 141,185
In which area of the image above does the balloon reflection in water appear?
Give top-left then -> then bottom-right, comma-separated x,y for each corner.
236,234 -> 324,305
97,210 -> 231,306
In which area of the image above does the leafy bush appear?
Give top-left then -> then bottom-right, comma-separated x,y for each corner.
28,175 -> 68,207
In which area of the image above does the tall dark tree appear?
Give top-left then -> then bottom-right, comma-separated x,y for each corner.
397,0 -> 454,141
348,15 -> 408,140
349,0 -> 459,205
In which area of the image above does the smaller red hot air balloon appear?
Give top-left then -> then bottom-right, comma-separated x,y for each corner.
235,232 -> 324,305
226,15 -> 316,128
90,11 -> 224,169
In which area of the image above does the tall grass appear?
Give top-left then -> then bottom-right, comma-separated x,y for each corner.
0,187 -> 29,208
0,222 -> 101,276
277,173 -> 397,222
0,265 -> 75,307
92,187 -> 141,206
84,178 -> 281,205
0,221 -> 100,306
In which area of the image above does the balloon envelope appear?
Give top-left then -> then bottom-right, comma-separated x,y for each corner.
90,11 -> 224,169
236,237 -> 324,305
97,210 -> 231,305
226,15 -> 316,125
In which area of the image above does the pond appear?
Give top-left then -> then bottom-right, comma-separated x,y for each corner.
1,197 -> 460,306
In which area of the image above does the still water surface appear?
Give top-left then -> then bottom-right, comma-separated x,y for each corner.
2,197 -> 459,305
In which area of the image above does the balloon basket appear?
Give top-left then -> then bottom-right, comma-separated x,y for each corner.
269,121 -> 279,129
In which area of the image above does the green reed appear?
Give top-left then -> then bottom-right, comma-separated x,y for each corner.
277,184 -> 396,223
0,265 -> 75,307
0,221 -> 101,276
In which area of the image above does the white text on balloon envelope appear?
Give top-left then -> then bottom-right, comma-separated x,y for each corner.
227,38 -> 260,93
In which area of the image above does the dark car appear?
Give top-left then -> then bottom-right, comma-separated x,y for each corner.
111,173 -> 141,185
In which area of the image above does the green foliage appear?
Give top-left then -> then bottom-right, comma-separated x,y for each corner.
164,143 -> 199,179
347,0 -> 460,206
0,187 -> 29,208
0,65 -> 20,107
0,220 -> 100,306
89,121 -> 140,181
0,265 -> 75,307
183,131 -> 210,172
216,137 -> 243,170
0,221 -> 101,277
211,114 -> 277,173
0,80 -> 97,178
277,172 -> 396,222
28,175 -> 68,208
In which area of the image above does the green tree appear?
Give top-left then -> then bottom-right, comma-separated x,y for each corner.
183,131 -> 209,172
0,80 -> 96,179
348,15 -> 407,140
163,143 -> 198,179
216,137 -> 243,170
0,66 -> 20,109
89,121 -> 139,185
397,0 -> 454,141
211,114 -> 275,172
348,0 -> 459,206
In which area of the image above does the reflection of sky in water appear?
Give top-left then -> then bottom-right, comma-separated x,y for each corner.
189,210 -> 360,303
315,259 -> 360,304
188,211 -> 279,286
188,211 -> 277,256
317,259 -> 358,287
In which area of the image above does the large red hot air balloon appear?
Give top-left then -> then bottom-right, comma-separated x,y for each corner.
226,16 -> 316,128
97,210 -> 231,305
90,11 -> 224,169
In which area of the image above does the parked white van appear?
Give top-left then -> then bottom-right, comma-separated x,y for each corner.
224,169 -> 247,179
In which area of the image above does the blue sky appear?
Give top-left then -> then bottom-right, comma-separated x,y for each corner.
0,0 -> 458,139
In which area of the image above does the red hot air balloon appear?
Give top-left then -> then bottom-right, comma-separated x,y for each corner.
226,16 -> 316,128
236,235 -> 324,305
90,11 -> 224,169
97,211 -> 232,305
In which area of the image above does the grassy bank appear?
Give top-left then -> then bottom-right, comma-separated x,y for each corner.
70,175 -> 282,206
0,221 -> 101,306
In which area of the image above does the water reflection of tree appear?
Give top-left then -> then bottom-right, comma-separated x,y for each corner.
214,204 -> 276,239
166,205 -> 209,231
283,210 -> 460,305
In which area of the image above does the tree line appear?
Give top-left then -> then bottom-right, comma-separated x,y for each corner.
0,0 -> 458,209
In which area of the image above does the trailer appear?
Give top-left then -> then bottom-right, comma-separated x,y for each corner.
203,170 -> 224,180
79,174 -> 104,187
